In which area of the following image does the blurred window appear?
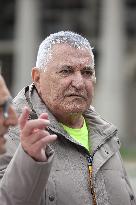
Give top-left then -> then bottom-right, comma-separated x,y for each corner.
40,0 -> 102,39
40,0 -> 84,9
0,55 -> 13,91
125,0 -> 136,39
0,0 -> 15,40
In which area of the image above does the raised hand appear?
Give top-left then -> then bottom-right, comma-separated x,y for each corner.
19,107 -> 57,161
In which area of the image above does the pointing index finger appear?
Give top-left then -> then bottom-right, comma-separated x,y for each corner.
22,119 -> 50,137
19,107 -> 30,130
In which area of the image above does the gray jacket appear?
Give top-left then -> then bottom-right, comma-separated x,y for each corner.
0,84 -> 135,205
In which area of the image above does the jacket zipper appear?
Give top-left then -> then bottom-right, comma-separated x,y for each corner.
87,155 -> 97,205
86,129 -> 118,205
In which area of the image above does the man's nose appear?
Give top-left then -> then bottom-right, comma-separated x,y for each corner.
71,72 -> 84,89
4,105 -> 18,127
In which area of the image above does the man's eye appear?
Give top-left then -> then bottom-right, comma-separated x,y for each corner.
60,69 -> 71,74
59,67 -> 73,76
82,70 -> 94,77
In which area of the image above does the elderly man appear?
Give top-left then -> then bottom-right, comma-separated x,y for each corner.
0,31 -> 135,205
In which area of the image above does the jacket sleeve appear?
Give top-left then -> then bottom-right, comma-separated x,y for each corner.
0,133 -> 54,205
119,152 -> 136,204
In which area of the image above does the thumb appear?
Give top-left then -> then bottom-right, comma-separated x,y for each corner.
19,106 -> 30,130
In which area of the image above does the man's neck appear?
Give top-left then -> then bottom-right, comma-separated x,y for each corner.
56,113 -> 84,128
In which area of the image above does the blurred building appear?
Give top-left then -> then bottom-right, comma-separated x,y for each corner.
0,0 -> 136,146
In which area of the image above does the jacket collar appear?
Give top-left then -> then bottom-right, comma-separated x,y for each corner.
84,109 -> 117,151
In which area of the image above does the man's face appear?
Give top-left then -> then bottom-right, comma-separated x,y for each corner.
0,75 -> 18,154
34,44 -> 95,117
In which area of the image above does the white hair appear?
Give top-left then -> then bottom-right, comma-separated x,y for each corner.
36,31 -> 95,69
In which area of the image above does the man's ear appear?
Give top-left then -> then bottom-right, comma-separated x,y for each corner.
31,67 -> 41,92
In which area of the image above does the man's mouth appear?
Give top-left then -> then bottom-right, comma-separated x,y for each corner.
66,94 -> 86,99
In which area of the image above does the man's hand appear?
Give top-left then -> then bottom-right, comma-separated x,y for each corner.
19,107 -> 57,162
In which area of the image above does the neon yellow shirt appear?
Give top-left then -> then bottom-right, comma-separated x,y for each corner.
62,119 -> 90,152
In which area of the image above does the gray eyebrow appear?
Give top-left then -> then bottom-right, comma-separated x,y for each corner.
82,66 -> 94,70
57,65 -> 95,72
60,65 -> 73,69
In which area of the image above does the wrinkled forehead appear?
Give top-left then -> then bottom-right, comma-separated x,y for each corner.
0,76 -> 10,104
47,43 -> 94,67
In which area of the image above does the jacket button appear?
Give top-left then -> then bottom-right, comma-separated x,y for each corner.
130,194 -> 134,200
105,150 -> 109,154
49,195 -> 55,201
117,139 -> 120,144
